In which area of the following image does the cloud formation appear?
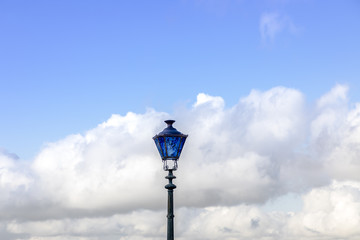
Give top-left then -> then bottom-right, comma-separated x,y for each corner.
1,85 -> 360,239
259,12 -> 298,43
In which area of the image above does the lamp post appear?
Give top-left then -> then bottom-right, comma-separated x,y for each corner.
153,120 -> 188,240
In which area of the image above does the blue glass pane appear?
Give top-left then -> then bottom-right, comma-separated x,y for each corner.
178,137 -> 186,157
158,137 -> 166,159
165,136 -> 181,158
154,138 -> 164,158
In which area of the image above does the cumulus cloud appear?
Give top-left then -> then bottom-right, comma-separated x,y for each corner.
1,85 -> 360,239
5,181 -> 360,240
288,181 -> 360,239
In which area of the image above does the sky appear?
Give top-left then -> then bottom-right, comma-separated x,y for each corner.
0,0 -> 360,239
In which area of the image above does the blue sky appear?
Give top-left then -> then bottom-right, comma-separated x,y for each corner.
1,0 -> 359,160
1,1 -> 360,239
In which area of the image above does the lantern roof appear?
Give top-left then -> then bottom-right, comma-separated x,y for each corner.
154,120 -> 187,137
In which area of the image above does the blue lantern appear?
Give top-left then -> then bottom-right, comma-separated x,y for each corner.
153,120 -> 188,171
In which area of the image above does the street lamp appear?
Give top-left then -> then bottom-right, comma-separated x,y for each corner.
153,120 -> 188,240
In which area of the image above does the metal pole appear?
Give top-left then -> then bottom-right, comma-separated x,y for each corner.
165,170 -> 176,240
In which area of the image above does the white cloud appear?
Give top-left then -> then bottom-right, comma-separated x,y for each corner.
317,84 -> 348,108
193,93 -> 225,109
6,181 -> 360,240
288,181 -> 360,239
259,12 -> 298,43
1,85 -> 360,239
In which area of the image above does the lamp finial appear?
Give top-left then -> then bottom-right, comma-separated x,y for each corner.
165,120 -> 175,127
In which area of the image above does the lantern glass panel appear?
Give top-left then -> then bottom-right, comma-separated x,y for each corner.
165,136 -> 181,158
178,137 -> 186,156
154,138 -> 163,159
163,159 -> 178,171
158,136 -> 166,158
